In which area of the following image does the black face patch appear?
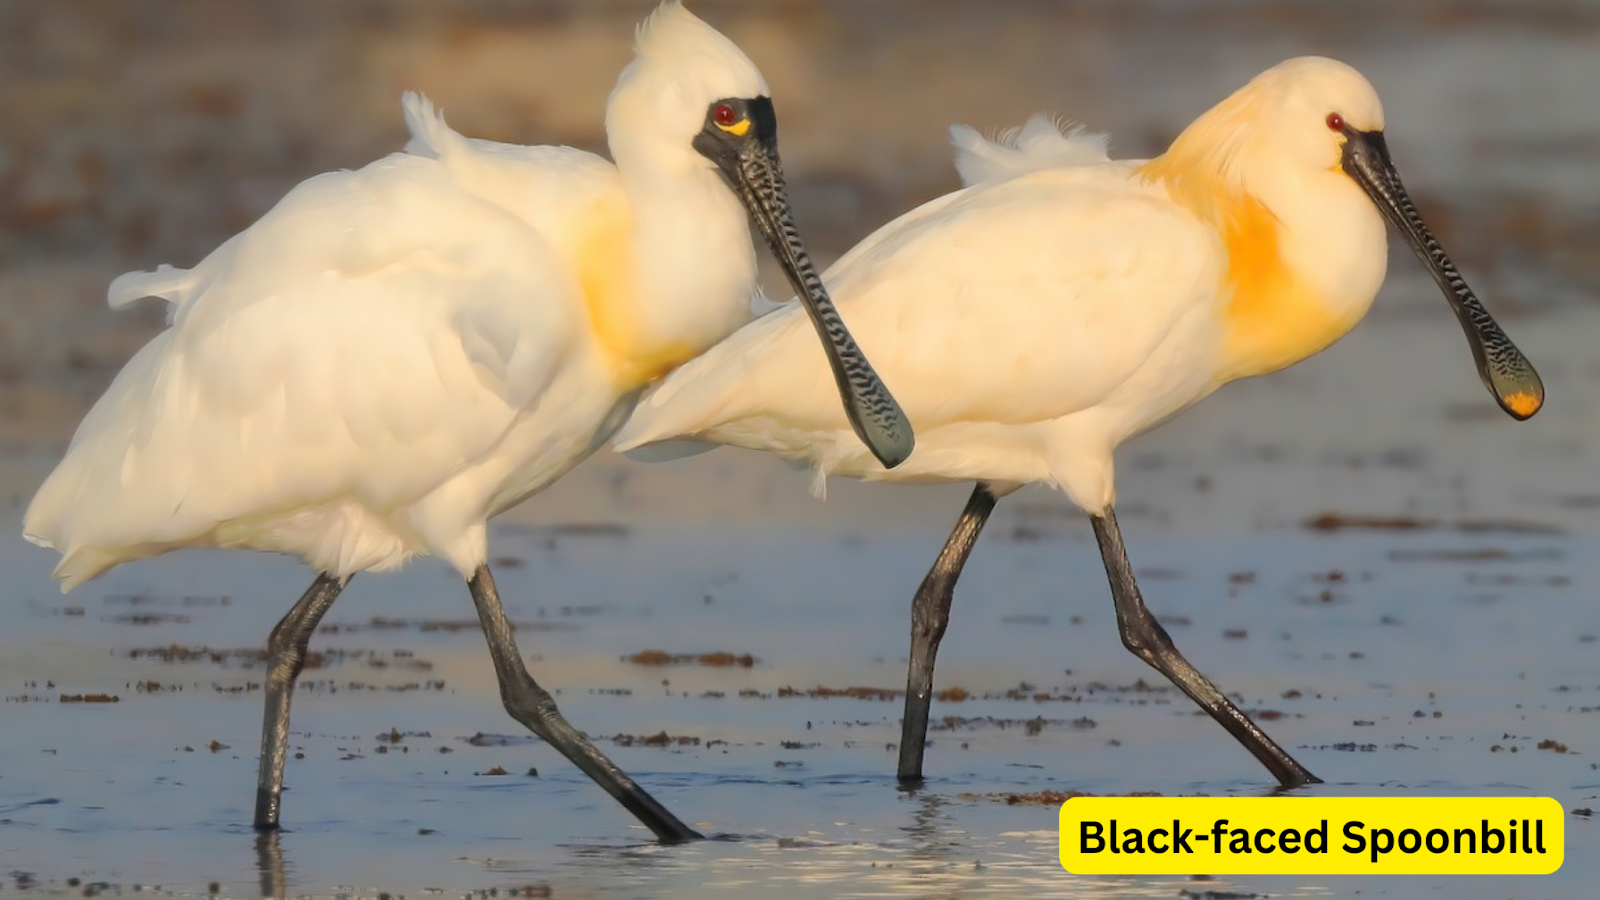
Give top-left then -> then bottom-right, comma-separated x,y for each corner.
1338,126 -> 1393,187
692,96 -> 778,170
683,95 -> 917,468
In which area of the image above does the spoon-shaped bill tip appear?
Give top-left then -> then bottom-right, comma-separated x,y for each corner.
1488,357 -> 1543,421
846,382 -> 915,469
1340,127 -> 1545,424
720,132 -> 916,468
1503,392 -> 1542,420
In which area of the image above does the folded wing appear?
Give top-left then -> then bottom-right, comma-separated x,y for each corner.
26,154 -> 577,587
617,166 -> 1217,462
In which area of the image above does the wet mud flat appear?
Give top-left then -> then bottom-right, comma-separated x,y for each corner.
2,505 -> 1597,898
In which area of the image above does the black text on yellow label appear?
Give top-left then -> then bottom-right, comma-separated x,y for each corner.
1059,797 -> 1563,874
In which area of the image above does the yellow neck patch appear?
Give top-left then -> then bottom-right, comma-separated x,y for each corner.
573,196 -> 693,387
1138,155 -> 1360,383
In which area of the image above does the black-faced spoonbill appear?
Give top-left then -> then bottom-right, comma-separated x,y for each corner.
616,57 -> 1543,789
23,1 -> 911,843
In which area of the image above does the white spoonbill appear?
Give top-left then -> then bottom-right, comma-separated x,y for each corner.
616,56 -> 1543,788
23,1 -> 910,843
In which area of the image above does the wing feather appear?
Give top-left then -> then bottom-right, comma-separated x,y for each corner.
617,166 -> 1216,456
25,155 -> 577,587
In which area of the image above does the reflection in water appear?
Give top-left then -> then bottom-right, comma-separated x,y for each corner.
255,831 -> 286,899
900,787 -> 963,863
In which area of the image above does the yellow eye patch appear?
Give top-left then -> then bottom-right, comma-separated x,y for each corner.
715,118 -> 751,137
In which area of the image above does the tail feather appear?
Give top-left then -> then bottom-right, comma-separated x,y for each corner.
25,512 -> 131,594
951,114 -> 1110,187
50,548 -> 126,594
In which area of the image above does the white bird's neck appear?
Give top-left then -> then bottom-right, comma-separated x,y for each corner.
584,154 -> 758,389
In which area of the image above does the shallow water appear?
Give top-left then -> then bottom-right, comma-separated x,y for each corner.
4,0 -> 1600,897
4,479 -> 1598,897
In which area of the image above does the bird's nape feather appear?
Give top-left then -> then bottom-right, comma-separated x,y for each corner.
107,264 -> 200,312
950,114 -> 1111,187
400,91 -> 461,159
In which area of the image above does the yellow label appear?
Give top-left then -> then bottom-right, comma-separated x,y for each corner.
1059,797 -> 1564,874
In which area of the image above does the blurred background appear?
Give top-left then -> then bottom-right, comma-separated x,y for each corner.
5,0 -> 1596,484
2,2 -> 1597,898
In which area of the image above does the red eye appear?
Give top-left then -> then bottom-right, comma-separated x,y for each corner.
714,104 -> 738,126
1326,112 -> 1345,132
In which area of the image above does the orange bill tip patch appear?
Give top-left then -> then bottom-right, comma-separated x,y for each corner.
1502,390 -> 1543,420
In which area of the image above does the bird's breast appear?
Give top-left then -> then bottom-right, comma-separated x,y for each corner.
571,196 -> 695,387
1213,193 -> 1366,383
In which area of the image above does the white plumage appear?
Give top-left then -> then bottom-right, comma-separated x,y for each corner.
616,57 -> 1538,507
32,102 -> 585,585
26,0 -> 908,842
26,2 -> 789,590
949,113 -> 1111,186
617,112 -> 1217,510
615,55 -> 1542,789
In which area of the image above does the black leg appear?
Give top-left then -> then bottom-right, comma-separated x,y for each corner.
254,572 -> 348,830
898,483 -> 998,784
1090,507 -> 1320,787
467,564 -> 702,843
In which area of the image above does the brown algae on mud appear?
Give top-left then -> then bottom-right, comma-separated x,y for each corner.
1303,513 -> 1564,535
610,732 -> 706,748
625,650 -> 758,667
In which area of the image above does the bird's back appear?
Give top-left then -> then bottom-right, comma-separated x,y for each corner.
616,161 -> 1222,482
26,96 -> 625,588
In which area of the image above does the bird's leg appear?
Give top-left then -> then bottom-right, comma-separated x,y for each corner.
467,564 -> 702,843
254,572 -> 349,830
1090,507 -> 1320,787
898,483 -> 998,784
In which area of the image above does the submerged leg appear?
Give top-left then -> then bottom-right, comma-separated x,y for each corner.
1090,507 -> 1319,787
898,483 -> 998,784
254,572 -> 348,830
467,564 -> 702,843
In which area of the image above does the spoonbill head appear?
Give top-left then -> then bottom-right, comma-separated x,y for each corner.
609,2 -> 913,465
1144,56 -> 1541,416
616,56 -> 1542,789
23,0 -> 908,844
